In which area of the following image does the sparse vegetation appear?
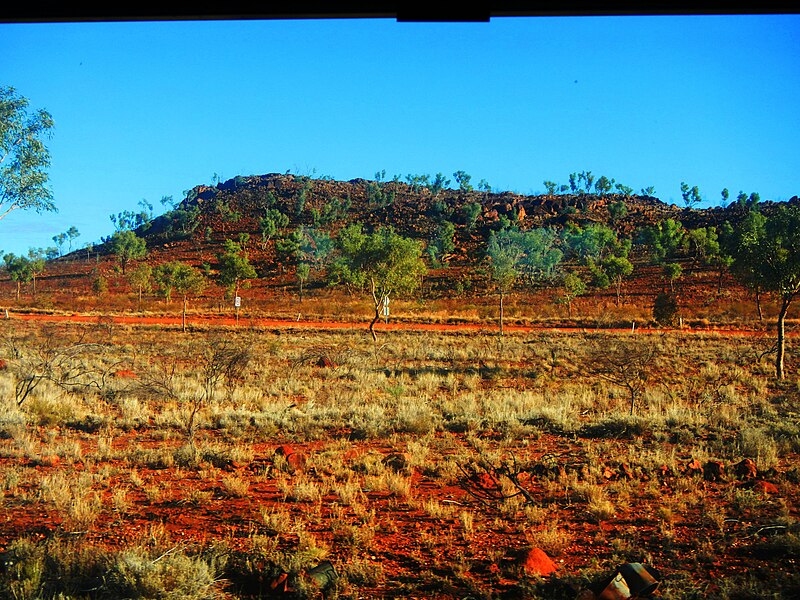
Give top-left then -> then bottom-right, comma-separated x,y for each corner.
1,172 -> 799,598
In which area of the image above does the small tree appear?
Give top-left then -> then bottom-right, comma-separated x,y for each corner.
453,170 -> 473,193
486,229 -> 525,336
259,208 -> 289,250
680,182 -> 703,209
663,262 -> 682,292
52,232 -> 67,256
26,248 -> 46,296
560,272 -> 586,318
594,175 -> 614,196
639,219 -> 686,264
427,220 -> 456,267
328,224 -> 426,341
216,239 -> 257,304
728,204 -> 800,379
653,292 -> 679,327
3,254 -> 33,300
608,200 -> 628,223
127,263 -> 153,308
296,262 -> 310,302
462,202 -> 482,232
601,255 -> 634,306
587,335 -> 661,415
154,261 -> 206,332
109,230 -> 146,274
65,226 -> 80,252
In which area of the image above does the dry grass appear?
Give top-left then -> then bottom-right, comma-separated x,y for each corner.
0,319 -> 798,598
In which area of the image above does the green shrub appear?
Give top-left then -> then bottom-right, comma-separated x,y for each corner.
653,292 -> 679,326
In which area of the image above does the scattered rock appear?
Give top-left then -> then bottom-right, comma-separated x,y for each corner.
734,458 -> 758,480
471,472 -> 500,492
274,445 -> 306,473
685,458 -> 703,476
316,355 -> 335,368
522,547 -> 558,577
113,369 -> 138,379
752,480 -> 779,495
383,452 -> 409,473
703,460 -> 725,482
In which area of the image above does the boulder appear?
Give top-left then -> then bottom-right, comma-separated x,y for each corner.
522,547 -> 558,577
734,458 -> 758,480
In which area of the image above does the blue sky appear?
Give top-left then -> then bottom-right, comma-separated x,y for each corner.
1,15 -> 799,256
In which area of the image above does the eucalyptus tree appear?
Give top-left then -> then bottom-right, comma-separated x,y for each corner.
328,224 -> 426,341
0,86 -> 55,221
109,229 -> 146,274
153,261 -> 206,332
3,254 -> 33,300
728,205 -> 800,379
216,239 -> 257,302
487,229 -> 525,336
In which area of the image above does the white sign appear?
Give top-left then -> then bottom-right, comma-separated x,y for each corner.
234,296 -> 241,308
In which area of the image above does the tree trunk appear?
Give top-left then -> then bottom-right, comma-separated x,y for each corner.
499,290 -> 505,336
776,296 -> 791,380
756,287 -> 764,322
16,281 -> 20,301
369,278 -> 380,342
369,304 -> 380,342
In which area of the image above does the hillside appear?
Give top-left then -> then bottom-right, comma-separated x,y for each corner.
2,173 -> 795,326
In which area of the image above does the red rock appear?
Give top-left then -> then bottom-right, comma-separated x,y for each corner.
0,359 -> 7,370
752,480 -> 779,495
734,458 -> 758,480
275,445 -> 294,457
316,356 -> 335,368
618,463 -> 634,479
703,460 -> 725,482
472,472 -> 500,491
275,445 -> 306,473
522,547 -> 558,577
113,369 -> 138,379
685,458 -> 703,475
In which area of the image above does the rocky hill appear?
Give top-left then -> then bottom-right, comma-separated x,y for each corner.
143,172 -> 773,263
3,172 -> 797,323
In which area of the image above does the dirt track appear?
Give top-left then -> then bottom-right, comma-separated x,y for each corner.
9,310 -> 781,337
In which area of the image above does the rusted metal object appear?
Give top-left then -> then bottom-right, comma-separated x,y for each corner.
305,560 -> 337,590
597,572 -> 632,599
617,563 -> 659,596
585,563 -> 659,599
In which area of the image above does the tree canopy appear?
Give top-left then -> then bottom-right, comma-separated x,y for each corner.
329,224 -> 426,340
216,239 -> 257,299
109,230 -> 147,274
727,205 -> 800,378
0,86 -> 55,221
